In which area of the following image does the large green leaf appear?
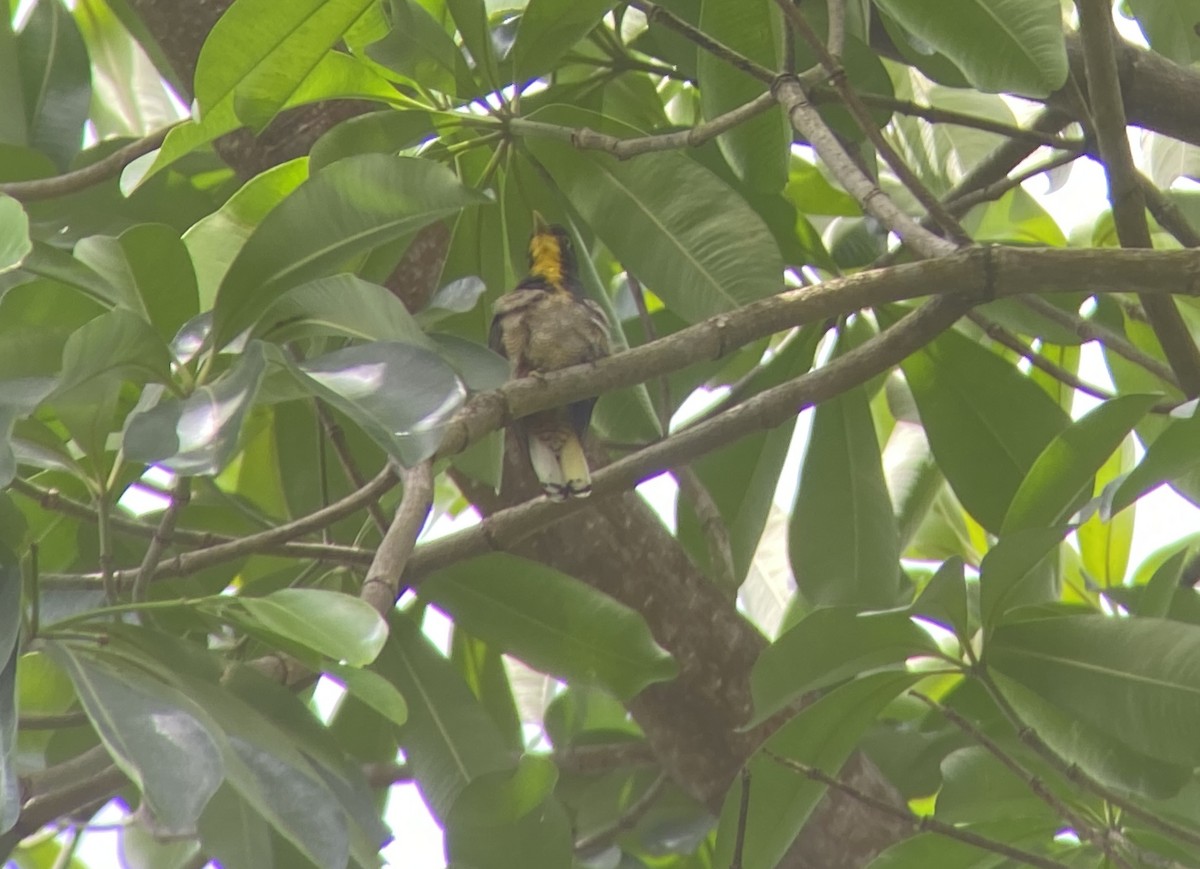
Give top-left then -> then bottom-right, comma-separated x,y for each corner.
1001,394 -> 1156,534
0,376 -> 57,486
211,154 -> 486,349
678,326 -> 820,588
0,195 -> 30,274
52,308 -> 175,396
421,554 -> 677,700
367,0 -> 474,96
73,224 -> 200,345
872,0 -> 1068,98
749,607 -> 939,726
1109,399 -> 1200,516
715,671 -> 923,869
16,0 -> 91,169
182,159 -> 310,309
525,105 -> 783,324
375,613 -> 514,821
790,376 -> 901,609
978,526 -> 1068,629
255,274 -> 431,346
223,589 -> 389,666
866,818 -> 1059,868
444,755 -> 573,869
989,615 -> 1200,767
1126,0 -> 1200,65
124,341 -> 267,475
197,782 -> 274,869
698,0 -> 787,191
987,669 -> 1191,799
47,643 -> 224,833
508,0 -> 618,83
196,0 -> 379,130
900,321 -> 1070,533
0,553 -> 18,835
274,340 -> 467,467
1076,434 -> 1135,587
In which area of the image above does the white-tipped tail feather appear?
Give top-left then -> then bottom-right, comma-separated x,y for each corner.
527,428 -> 592,501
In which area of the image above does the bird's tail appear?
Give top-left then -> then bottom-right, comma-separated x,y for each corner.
524,424 -> 592,501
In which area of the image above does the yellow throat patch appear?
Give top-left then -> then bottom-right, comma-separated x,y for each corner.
528,232 -> 565,289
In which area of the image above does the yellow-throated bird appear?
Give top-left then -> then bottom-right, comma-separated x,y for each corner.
490,214 -> 611,500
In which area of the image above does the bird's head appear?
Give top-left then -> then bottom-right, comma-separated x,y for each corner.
527,212 -> 577,290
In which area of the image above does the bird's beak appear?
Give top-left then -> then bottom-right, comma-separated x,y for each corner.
532,211 -> 549,233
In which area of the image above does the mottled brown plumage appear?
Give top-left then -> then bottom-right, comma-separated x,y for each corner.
489,215 -> 610,500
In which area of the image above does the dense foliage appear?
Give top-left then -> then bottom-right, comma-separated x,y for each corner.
5,0 -> 1200,867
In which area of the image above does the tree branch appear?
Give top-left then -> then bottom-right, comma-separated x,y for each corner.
1076,0 -> 1200,395
0,125 -> 179,202
360,462 -> 434,614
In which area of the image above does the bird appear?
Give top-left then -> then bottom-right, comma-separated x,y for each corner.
489,213 -> 611,500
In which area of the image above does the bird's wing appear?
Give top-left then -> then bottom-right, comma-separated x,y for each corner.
489,288 -> 548,357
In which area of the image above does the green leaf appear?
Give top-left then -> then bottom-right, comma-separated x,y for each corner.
0,377 -> 56,486
276,340 -> 467,467
1126,0 -> 1200,64
0,552 -> 18,834
715,671 -> 922,869
1137,547 -> 1189,619
989,615 -> 1200,767
47,643 -> 224,833
375,613 -> 514,821
979,526 -> 1068,629
256,274 -> 431,345
197,782 -> 274,869
182,159 -> 310,309
698,0 -> 787,191
867,818 -> 1058,868
16,0 -> 91,169
988,669 -> 1191,799
445,755 -> 572,869
212,154 -> 486,349
445,0 -> 498,87
1110,399 -> 1200,517
367,0 -> 474,95
226,589 -> 388,666
53,308 -> 175,396
308,109 -> 436,173
678,327 -> 819,588
124,341 -> 268,475
749,607 -> 939,726
1002,394 -> 1157,534
1077,434 -> 1135,587
525,105 -> 783,324
73,224 -> 200,345
509,0 -> 617,83
790,371 -> 901,608
911,557 -> 969,641
0,195 -> 30,274
936,746 -> 1058,824
196,0 -> 378,130
872,0 -> 1068,98
899,321 -> 1069,533
421,554 -> 677,700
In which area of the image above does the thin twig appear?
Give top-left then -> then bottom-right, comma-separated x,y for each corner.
1076,0 -> 1200,395
730,768 -> 751,869
763,750 -> 1072,869
1018,296 -> 1181,389
1139,174 -> 1200,248
508,91 -> 778,160
771,74 -> 958,259
130,478 -> 191,603
967,311 -> 1177,413
8,477 -> 374,569
630,0 -> 774,83
360,462 -> 434,614
318,403 -> 389,536
0,123 -> 180,202
775,0 -> 969,245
